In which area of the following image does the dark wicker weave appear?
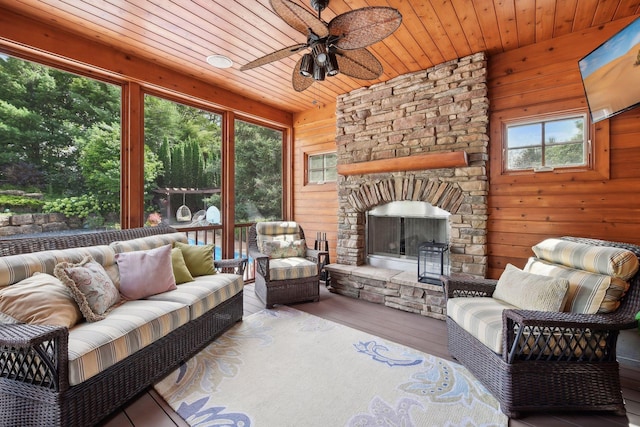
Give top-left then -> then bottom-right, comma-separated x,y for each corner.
249,223 -> 328,308
0,226 -> 245,426
443,236 -> 640,418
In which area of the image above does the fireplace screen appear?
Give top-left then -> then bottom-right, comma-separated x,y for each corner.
418,241 -> 449,285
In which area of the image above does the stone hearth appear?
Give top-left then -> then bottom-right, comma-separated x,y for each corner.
328,52 -> 489,319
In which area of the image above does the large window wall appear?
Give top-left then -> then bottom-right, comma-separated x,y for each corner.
0,53 -> 122,230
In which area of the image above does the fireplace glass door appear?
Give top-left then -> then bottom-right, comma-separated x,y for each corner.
367,215 -> 448,260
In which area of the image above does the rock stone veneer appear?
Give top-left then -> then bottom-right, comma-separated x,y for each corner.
329,52 -> 489,318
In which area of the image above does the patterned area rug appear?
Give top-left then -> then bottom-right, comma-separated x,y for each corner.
154,306 -> 508,427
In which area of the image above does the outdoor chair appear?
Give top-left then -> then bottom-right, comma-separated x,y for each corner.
443,236 -> 640,418
249,221 -> 329,308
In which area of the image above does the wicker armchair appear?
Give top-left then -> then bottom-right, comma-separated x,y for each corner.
443,236 -> 640,418
249,221 -> 328,308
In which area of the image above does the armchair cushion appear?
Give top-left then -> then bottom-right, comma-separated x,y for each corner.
262,239 -> 306,258
533,238 -> 639,280
0,272 -> 82,327
447,297 -> 518,353
525,258 -> 629,313
268,257 -> 318,281
493,263 -> 569,312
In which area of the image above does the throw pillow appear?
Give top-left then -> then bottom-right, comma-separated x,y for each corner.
54,256 -> 120,322
173,241 -> 216,277
116,244 -> 177,300
532,238 -> 639,281
493,263 -> 570,312
0,272 -> 83,328
171,248 -> 194,284
263,239 -> 306,259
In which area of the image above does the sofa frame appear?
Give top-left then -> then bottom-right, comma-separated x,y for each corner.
443,236 -> 640,418
0,226 -> 245,426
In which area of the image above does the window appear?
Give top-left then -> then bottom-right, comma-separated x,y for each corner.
0,53 -> 122,231
234,119 -> 283,222
505,114 -> 588,172
307,152 -> 337,184
143,94 -> 222,227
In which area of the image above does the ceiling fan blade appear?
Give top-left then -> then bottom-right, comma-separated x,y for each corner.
271,0 -> 329,38
240,43 -> 307,71
329,7 -> 402,50
292,56 -> 314,92
335,48 -> 383,80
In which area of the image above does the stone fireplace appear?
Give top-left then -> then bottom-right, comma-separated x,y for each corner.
325,52 -> 489,320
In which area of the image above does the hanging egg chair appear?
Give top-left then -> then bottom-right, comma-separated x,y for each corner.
176,193 -> 192,222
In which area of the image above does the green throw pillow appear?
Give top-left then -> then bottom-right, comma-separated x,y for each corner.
174,241 -> 216,277
171,248 -> 194,284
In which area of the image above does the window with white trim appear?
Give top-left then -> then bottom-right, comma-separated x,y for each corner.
307,152 -> 337,184
504,114 -> 589,172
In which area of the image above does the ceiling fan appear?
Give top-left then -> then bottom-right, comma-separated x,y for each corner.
240,0 -> 402,92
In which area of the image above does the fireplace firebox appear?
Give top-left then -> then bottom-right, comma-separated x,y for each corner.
366,201 -> 449,272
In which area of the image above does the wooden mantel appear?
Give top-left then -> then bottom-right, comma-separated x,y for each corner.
337,151 -> 468,176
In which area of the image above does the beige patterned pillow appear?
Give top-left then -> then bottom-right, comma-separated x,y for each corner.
263,239 -> 306,259
54,256 -> 120,322
0,272 -> 82,327
493,263 -> 570,312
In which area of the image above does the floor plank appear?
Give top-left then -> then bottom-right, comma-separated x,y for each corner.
100,283 -> 640,427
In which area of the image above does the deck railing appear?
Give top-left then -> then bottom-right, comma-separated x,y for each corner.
173,222 -> 255,282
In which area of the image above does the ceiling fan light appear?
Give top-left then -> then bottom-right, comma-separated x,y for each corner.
312,43 -> 328,66
326,52 -> 339,76
299,53 -> 313,77
313,62 -> 325,81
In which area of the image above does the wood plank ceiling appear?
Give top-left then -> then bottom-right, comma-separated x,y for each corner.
2,0 -> 639,114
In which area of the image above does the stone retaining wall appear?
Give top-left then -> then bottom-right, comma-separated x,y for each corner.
0,213 -> 81,237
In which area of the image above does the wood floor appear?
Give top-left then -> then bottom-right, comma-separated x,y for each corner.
101,283 -> 640,427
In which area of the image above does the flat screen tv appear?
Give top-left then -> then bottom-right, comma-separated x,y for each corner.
579,16 -> 640,123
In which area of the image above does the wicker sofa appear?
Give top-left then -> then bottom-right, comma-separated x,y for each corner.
0,226 -> 246,426
443,236 -> 640,418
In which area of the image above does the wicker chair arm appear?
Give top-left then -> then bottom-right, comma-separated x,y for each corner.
502,308 -> 627,363
0,324 -> 69,391
305,248 -> 329,271
214,258 -> 248,276
442,275 -> 497,299
249,248 -> 270,280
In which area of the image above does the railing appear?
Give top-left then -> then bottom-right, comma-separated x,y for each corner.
172,222 -> 255,282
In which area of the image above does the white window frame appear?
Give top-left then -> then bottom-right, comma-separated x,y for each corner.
307,152 -> 337,185
504,113 -> 589,173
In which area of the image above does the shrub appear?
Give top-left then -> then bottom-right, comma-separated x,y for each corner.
42,195 -> 116,220
0,194 -> 44,212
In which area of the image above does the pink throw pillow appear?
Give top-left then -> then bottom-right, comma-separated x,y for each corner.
116,244 -> 177,300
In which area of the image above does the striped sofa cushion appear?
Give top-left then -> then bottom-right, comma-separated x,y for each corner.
110,232 -> 188,253
533,238 -> 639,281
269,257 -> 318,280
0,245 -> 117,288
147,273 -> 244,319
67,299 -> 189,386
446,297 -> 517,353
525,258 -> 629,313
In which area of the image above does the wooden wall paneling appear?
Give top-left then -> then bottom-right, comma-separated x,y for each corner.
486,15 -> 640,278
293,103 -> 338,262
